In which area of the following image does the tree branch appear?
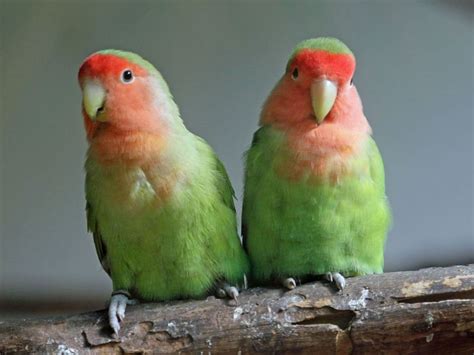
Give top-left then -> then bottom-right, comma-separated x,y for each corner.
1,265 -> 473,354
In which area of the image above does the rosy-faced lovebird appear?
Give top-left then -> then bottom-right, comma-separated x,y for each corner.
78,50 -> 249,334
242,38 -> 391,290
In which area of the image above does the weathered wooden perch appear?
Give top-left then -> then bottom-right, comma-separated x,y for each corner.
1,265 -> 473,354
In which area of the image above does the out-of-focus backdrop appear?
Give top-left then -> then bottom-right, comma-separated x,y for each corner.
1,0 -> 473,319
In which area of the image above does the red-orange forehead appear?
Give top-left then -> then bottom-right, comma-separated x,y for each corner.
78,54 -> 147,81
290,49 -> 355,80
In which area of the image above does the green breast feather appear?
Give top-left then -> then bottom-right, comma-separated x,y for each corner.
86,138 -> 249,301
243,127 -> 391,282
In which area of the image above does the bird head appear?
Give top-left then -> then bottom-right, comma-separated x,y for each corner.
287,37 -> 355,124
78,50 -> 179,138
262,37 -> 365,130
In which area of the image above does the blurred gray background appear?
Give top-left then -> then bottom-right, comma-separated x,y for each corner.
1,0 -> 473,318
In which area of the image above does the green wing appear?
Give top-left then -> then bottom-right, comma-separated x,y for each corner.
86,202 -> 110,275
193,135 -> 236,214
367,137 -> 388,194
242,127 -> 267,252
214,155 -> 236,213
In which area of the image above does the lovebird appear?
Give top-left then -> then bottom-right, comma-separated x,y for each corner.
242,38 -> 391,290
78,50 -> 249,334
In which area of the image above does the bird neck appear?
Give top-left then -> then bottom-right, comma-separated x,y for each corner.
88,125 -> 168,166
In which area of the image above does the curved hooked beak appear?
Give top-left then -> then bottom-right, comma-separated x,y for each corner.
82,80 -> 106,121
310,79 -> 338,124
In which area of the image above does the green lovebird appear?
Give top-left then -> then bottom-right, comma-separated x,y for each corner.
78,50 -> 249,334
242,38 -> 391,290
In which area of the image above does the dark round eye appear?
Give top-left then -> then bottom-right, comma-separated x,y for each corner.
121,69 -> 134,83
291,67 -> 299,80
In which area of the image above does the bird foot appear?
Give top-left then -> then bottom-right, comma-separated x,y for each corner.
281,277 -> 297,290
108,290 -> 139,335
216,282 -> 239,301
324,272 -> 346,290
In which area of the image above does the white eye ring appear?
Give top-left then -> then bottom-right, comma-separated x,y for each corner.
291,67 -> 299,80
121,69 -> 134,84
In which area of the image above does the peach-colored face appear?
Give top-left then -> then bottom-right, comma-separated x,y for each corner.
261,49 -> 361,129
78,54 -> 160,137
263,50 -> 372,183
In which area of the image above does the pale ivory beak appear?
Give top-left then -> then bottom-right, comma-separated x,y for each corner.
82,80 -> 106,121
310,79 -> 338,124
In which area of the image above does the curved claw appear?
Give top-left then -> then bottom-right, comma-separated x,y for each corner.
116,299 -> 126,322
325,272 -> 346,291
282,277 -> 296,290
215,288 -> 227,298
224,285 -> 239,300
109,294 -> 128,335
108,292 -> 138,335
216,282 -> 240,301
325,272 -> 333,283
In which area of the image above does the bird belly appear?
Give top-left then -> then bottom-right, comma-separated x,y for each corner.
247,147 -> 389,280
87,164 -> 216,301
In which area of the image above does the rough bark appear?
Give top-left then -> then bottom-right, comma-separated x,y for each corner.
1,264 -> 473,354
